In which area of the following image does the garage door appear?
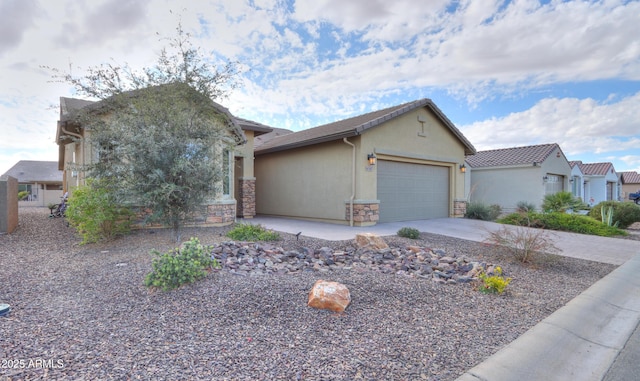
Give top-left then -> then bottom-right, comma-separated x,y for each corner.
377,160 -> 450,222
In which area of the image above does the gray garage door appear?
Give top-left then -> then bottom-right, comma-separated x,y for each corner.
377,160 -> 450,222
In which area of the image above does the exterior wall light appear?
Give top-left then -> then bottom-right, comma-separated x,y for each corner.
459,164 -> 466,173
543,176 -> 549,182
367,153 -> 377,166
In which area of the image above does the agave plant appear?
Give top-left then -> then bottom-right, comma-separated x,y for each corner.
601,206 -> 619,227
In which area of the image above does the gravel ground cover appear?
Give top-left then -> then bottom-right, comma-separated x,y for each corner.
0,208 -> 623,380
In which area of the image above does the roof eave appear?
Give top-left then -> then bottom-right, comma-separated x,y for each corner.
255,130 -> 358,155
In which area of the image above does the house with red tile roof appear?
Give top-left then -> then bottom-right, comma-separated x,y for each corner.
620,171 -> 640,203
465,143 -> 571,212
254,99 -> 476,225
573,161 -> 620,205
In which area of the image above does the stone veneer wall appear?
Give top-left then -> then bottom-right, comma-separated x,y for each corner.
237,178 -> 256,218
345,201 -> 380,224
134,201 -> 236,228
453,199 -> 467,218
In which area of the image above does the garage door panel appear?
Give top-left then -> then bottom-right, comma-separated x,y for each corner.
377,160 -> 449,222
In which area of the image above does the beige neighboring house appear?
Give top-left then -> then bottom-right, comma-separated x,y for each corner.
2,160 -> 63,207
620,171 -> 640,202
466,143 -> 571,213
254,99 -> 476,226
55,85 -> 271,225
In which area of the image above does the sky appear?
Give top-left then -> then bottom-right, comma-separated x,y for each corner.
1,0 -> 639,176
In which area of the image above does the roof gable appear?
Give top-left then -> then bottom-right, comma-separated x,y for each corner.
255,99 -> 476,155
2,161 -> 62,183
466,143 -> 562,168
578,162 -> 615,176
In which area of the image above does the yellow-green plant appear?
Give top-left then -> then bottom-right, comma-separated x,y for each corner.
478,266 -> 512,294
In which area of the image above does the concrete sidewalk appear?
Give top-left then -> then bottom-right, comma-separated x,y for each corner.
242,215 -> 640,380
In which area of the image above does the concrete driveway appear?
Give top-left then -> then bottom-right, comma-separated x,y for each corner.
247,216 -> 637,265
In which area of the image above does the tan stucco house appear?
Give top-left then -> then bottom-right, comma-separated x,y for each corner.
2,160 -> 63,207
620,171 -> 640,202
466,143 -> 572,213
253,99 -> 476,226
55,85 -> 271,225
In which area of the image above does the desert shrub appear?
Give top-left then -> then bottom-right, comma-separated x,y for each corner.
465,202 -> 502,221
18,191 -> 29,201
498,211 -> 627,237
227,223 -> 280,241
588,201 -> 640,229
477,266 -> 512,294
65,179 -> 134,244
516,201 -> 536,213
144,237 -> 220,291
397,227 -> 420,239
485,225 -> 561,264
542,191 -> 585,213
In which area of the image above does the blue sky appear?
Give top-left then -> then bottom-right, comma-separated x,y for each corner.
1,0 -> 639,176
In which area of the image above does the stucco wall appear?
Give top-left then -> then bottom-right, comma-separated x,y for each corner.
540,147 -> 572,183
255,140 -> 352,223
470,166 -> 544,212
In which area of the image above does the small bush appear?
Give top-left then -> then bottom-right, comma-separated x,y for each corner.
18,191 -> 29,201
498,211 -> 627,237
516,201 -> 536,213
65,179 -> 134,244
588,201 -> 640,229
144,237 -> 220,291
542,191 -> 585,213
227,223 -> 280,241
477,266 -> 512,294
397,227 -> 420,239
485,225 -> 561,264
465,202 -> 502,221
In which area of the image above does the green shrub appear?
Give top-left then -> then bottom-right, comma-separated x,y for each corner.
498,211 -> 627,237
18,191 -> 29,201
516,201 -> 536,213
397,227 -> 420,239
465,202 -> 502,221
542,191 -> 585,213
588,201 -> 640,229
65,179 -> 134,244
227,223 -> 280,241
477,266 -> 512,294
144,237 -> 220,291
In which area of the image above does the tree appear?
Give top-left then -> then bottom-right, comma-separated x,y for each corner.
48,25 -> 243,241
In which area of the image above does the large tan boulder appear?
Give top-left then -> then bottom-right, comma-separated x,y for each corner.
354,233 -> 389,250
307,280 -> 351,313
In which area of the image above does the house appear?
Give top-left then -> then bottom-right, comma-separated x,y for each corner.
572,161 -> 620,205
55,84 -> 271,225
619,171 -> 640,203
2,160 -> 63,207
253,99 -> 476,226
465,143 -> 572,213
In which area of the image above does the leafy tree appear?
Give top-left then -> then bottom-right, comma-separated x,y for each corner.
48,25 -> 243,241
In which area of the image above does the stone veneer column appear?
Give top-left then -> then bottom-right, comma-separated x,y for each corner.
345,200 -> 380,226
453,199 -> 467,218
237,177 -> 256,218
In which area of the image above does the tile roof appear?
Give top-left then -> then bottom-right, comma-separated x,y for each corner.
578,162 -> 615,176
465,143 -> 561,168
2,161 -> 62,183
254,99 -> 476,155
621,171 -> 640,184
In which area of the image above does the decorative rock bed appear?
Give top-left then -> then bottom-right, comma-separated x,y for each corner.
212,240 -> 498,284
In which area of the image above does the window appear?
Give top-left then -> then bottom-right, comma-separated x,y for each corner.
222,148 -> 231,196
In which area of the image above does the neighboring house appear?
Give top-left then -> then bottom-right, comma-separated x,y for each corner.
2,160 -> 63,207
55,84 -> 271,225
465,143 -> 572,213
254,99 -> 476,226
572,161 -> 620,205
619,171 -> 640,203
568,161 -> 585,200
